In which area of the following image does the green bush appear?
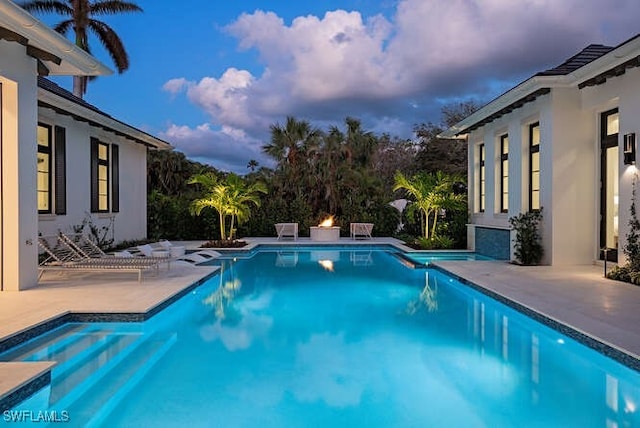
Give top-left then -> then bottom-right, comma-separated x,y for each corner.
414,235 -> 455,250
607,177 -> 640,284
607,265 -> 631,283
509,209 -> 544,265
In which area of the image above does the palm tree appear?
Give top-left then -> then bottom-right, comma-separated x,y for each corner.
263,116 -> 319,172
393,171 -> 466,239
188,172 -> 266,240
20,0 -> 142,98
393,172 -> 436,238
425,172 -> 466,237
189,172 -> 228,240
246,159 -> 259,172
224,174 -> 267,239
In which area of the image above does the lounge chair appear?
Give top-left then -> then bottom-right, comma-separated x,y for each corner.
59,233 -> 161,268
192,249 -> 222,260
57,233 -> 170,268
158,240 -> 186,257
136,244 -> 172,269
38,236 -> 158,282
177,253 -> 209,264
350,223 -> 374,240
275,223 -> 298,240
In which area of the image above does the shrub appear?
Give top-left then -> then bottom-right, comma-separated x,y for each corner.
624,177 -> 640,271
509,208 -> 544,265
607,176 -> 640,284
413,235 -> 455,250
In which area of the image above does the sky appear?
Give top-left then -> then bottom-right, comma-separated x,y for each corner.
43,0 -> 640,173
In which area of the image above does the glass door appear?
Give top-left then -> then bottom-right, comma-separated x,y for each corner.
600,109 -> 619,262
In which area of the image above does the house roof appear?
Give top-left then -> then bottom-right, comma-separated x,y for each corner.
536,44 -> 614,76
0,0 -> 111,76
38,77 -> 172,150
442,33 -> 640,138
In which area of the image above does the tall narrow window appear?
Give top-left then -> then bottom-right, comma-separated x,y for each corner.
37,124 -> 52,213
479,144 -> 485,212
600,109 -> 619,261
91,138 -> 110,213
529,123 -> 540,211
500,135 -> 509,213
98,143 -> 109,211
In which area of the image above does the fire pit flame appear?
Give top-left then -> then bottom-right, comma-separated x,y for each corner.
319,216 -> 335,228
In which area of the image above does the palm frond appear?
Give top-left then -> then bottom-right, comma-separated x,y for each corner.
90,0 -> 143,15
88,20 -> 129,72
53,19 -> 73,35
19,0 -> 72,15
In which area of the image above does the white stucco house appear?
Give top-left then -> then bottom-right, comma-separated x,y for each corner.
0,1 -> 170,291
443,33 -> 640,266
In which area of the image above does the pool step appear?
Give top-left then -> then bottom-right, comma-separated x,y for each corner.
67,333 -> 178,427
0,324 -> 97,361
49,332 -> 144,408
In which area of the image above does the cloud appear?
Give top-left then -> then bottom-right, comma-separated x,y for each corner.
163,0 -> 640,172
160,123 -> 269,172
162,78 -> 188,95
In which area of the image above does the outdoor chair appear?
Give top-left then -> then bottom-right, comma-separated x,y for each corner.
60,233 -> 164,270
176,253 -> 209,264
136,244 -> 173,269
192,249 -> 222,260
275,223 -> 298,240
159,240 -> 186,257
350,223 -> 374,240
38,235 -> 159,282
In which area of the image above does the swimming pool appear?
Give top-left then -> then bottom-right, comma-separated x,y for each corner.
3,248 -> 639,426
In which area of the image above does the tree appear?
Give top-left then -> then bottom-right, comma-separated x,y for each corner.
20,0 -> 142,97
189,172 -> 266,240
263,116 -> 320,172
413,101 -> 479,176
246,159 -> 259,172
224,174 -> 267,239
393,171 -> 466,239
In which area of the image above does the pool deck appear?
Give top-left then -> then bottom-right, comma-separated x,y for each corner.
1,237 -> 640,409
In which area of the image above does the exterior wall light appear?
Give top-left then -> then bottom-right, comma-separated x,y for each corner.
624,133 -> 636,165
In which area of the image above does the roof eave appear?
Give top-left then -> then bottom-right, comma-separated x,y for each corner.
571,35 -> 640,87
38,88 -> 172,150
0,0 -> 111,76
440,75 -> 568,139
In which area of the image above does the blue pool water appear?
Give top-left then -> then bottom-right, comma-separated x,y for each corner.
402,251 -> 493,265
3,248 -> 640,427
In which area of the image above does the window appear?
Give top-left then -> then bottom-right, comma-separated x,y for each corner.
91,139 -> 109,212
529,123 -> 540,211
600,108 -> 619,261
37,124 -> 52,213
500,134 -> 509,213
37,124 -> 67,215
91,138 -> 119,213
479,143 -> 485,212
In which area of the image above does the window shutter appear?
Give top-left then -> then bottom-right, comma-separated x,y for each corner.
90,137 -> 99,212
111,144 -> 119,213
54,126 -> 66,215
